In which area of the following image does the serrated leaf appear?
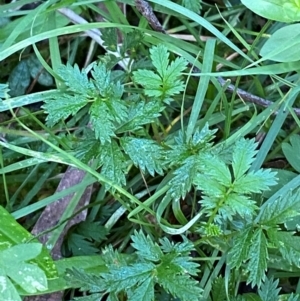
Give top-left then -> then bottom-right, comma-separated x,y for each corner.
167,156 -> 198,201
131,230 -> 163,261
121,137 -> 164,176
257,190 -> 300,225
159,237 -> 195,254
232,138 -> 258,180
57,63 -> 94,96
104,263 -> 154,292
117,98 -> 164,133
75,136 -> 101,163
194,173 -> 226,197
258,277 -> 280,301
212,277 -> 227,301
66,268 -> 105,293
91,63 -> 112,96
89,100 -> 116,143
127,276 -> 154,301
101,27 -> 118,52
43,94 -> 87,127
200,155 -> 232,187
133,44 -> 187,98
282,134 -> 300,173
267,230 -> 300,267
158,274 -> 203,301
228,226 -> 253,268
233,169 -> 277,194
67,233 -> 99,256
133,69 -> 162,97
100,141 -> 127,189
76,221 -> 108,242
246,229 -> 268,287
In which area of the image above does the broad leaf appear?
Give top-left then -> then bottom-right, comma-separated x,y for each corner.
241,0 -> 300,23
260,24 -> 300,62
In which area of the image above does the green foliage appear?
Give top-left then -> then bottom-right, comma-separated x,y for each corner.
181,0 -> 202,13
133,44 -> 188,100
66,231 -> 202,301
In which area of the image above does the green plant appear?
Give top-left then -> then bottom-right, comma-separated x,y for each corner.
1,0 -> 300,300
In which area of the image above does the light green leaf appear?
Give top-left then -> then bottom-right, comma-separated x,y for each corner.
260,24 -> 300,62
0,269 -> 21,301
282,134 -> 300,173
57,63 -> 94,96
232,138 -> 258,180
194,173 -> 226,197
117,99 -> 164,133
258,277 -> 280,301
241,0 -> 300,23
246,229 -> 268,287
200,155 -> 232,187
133,69 -> 162,97
228,226 -> 253,268
89,100 -> 116,143
233,169 -> 277,194
101,27 -> 118,52
104,263 -> 154,292
43,94 -> 87,127
91,63 -> 112,96
100,141 -> 127,189
150,44 -> 169,79
131,231 -> 163,262
121,137 -> 164,176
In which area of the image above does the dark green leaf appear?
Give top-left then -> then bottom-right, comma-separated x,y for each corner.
8,60 -> 31,97
182,0 -> 201,13
158,274 -> 203,301
127,277 -> 154,301
101,28 -> 118,52
228,226 -> 253,269
27,56 -> 53,86
131,230 -> 163,261
67,233 -> 99,256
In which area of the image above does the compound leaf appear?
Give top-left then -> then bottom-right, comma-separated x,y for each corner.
131,230 -> 163,262
258,277 -> 280,301
89,100 -> 116,143
43,94 -> 87,127
121,137 -> 164,176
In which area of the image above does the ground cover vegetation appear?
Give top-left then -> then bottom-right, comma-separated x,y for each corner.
1,0 -> 300,300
